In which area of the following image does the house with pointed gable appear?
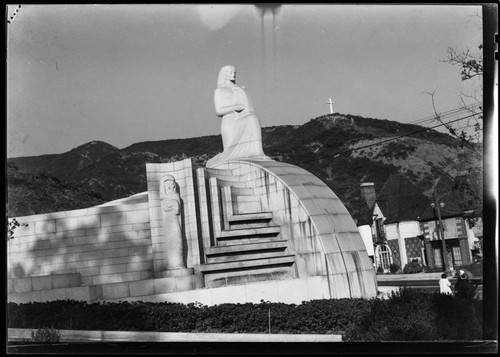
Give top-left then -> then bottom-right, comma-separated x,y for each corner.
359,175 -> 430,272
418,173 -> 481,270
357,172 -> 481,273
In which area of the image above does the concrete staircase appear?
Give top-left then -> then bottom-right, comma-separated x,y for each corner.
199,167 -> 296,288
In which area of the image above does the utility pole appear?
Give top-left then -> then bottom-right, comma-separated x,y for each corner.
432,201 -> 450,273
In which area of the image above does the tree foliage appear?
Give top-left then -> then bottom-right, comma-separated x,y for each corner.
7,218 -> 28,241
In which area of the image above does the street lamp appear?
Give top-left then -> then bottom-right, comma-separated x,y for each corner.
431,201 -> 450,273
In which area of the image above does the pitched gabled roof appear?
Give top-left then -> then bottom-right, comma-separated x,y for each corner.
375,174 -> 430,224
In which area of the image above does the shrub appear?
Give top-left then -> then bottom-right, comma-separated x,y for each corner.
377,266 -> 384,274
403,260 -> 423,274
7,300 -> 369,335
343,288 -> 437,341
342,288 -> 483,341
422,265 -> 433,273
389,263 -> 400,274
30,327 -> 61,343
379,141 -> 417,160
7,294 -> 483,341
432,289 -> 483,340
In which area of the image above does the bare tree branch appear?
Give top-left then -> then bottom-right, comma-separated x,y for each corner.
441,46 -> 483,81
424,89 -> 482,157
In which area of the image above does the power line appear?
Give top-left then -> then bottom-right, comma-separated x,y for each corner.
407,103 -> 482,127
407,103 -> 482,124
297,112 -> 482,164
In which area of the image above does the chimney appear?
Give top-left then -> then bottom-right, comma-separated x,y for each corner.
360,182 -> 376,209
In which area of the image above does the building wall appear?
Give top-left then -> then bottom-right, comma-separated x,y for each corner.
421,217 -> 467,241
404,237 -> 425,263
398,221 -> 422,239
458,238 -> 472,265
424,238 -> 437,269
420,216 -> 473,269
386,239 -> 400,267
392,221 -> 422,268
384,224 -> 398,241
358,225 -> 374,256
372,220 -> 421,269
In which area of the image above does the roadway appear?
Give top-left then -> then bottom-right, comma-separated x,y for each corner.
377,272 -> 483,298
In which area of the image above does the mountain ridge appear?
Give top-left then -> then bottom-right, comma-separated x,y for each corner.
7,113 -> 480,221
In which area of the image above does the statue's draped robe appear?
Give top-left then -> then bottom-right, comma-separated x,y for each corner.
161,193 -> 185,269
206,83 -> 271,168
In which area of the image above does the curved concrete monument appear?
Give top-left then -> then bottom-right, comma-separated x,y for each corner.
202,66 -> 377,299
198,159 -> 378,299
7,67 -> 377,305
206,65 -> 271,168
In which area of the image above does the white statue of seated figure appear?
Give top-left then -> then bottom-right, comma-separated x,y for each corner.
206,65 -> 272,168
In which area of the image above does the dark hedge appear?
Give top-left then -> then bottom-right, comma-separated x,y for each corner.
7,289 -> 482,340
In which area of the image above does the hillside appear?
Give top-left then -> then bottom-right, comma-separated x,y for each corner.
7,113 -> 480,222
7,162 -> 106,217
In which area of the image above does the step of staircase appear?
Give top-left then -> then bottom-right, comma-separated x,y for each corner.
233,195 -> 260,203
199,255 -> 296,274
228,212 -> 273,223
216,226 -> 281,245
200,166 -> 295,289
228,213 -> 273,229
230,187 -> 254,196
205,240 -> 288,263
231,190 -> 263,214
200,256 -> 296,288
233,201 -> 262,215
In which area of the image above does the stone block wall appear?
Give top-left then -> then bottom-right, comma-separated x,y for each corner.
7,193 -> 153,286
9,273 -> 81,293
7,272 -> 101,304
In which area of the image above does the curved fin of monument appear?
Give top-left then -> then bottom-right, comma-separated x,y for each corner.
198,159 -> 378,299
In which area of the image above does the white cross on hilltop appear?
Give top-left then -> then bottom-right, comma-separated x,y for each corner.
327,98 -> 334,114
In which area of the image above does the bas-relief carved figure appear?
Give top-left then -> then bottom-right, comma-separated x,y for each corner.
206,65 -> 272,168
159,175 -> 185,270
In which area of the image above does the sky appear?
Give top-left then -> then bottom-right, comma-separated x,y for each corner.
6,4 -> 484,158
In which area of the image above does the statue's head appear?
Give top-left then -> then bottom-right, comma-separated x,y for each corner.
218,65 -> 236,86
160,175 -> 177,196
